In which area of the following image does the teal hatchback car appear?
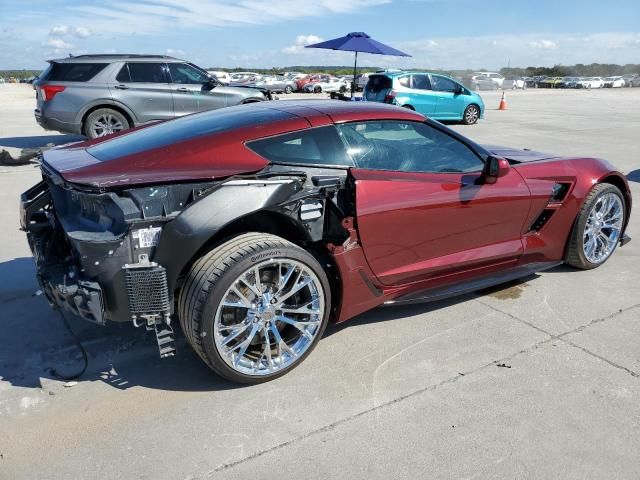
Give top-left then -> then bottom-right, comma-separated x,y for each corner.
364,72 -> 484,124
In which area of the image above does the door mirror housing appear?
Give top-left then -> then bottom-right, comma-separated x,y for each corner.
482,156 -> 510,184
453,84 -> 464,95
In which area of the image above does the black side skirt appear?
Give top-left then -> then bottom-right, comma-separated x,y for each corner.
384,261 -> 562,306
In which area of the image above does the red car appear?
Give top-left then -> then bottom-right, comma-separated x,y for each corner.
21,101 -> 631,383
296,74 -> 330,92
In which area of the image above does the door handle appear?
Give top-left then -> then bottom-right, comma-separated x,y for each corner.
176,87 -> 189,92
114,84 -> 129,90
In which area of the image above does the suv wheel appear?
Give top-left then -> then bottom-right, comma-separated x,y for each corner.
178,233 -> 331,383
85,108 -> 130,139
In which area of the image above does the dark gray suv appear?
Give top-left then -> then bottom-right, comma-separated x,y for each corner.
34,54 -> 270,138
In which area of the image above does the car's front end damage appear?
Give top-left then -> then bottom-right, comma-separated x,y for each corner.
20,155 -> 356,358
21,161 -> 227,355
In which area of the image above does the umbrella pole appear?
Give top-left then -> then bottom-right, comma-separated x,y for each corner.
351,51 -> 358,99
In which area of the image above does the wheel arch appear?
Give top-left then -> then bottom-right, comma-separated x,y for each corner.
154,181 -> 343,316
599,173 -> 632,231
80,103 -> 134,135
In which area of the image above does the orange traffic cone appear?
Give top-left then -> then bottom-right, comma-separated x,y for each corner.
498,92 -> 508,110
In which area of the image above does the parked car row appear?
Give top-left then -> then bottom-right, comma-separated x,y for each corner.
533,75 -> 639,88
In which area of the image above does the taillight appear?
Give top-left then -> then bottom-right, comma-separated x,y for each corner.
41,85 -> 66,101
383,90 -> 397,104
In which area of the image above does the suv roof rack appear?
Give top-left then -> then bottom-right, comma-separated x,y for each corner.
70,54 -> 176,59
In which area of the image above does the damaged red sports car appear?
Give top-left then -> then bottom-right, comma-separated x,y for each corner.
21,100 -> 631,383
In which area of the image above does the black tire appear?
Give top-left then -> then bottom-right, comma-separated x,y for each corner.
339,85 -> 347,93
565,183 -> 626,269
84,108 -> 130,139
284,85 -> 292,94
314,86 -> 322,93
178,233 -> 331,384
462,104 -> 480,125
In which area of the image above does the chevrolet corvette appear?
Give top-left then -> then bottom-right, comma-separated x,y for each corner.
21,101 -> 632,383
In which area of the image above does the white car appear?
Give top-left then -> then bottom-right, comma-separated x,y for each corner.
229,72 -> 261,84
506,78 -> 526,89
303,77 -> 349,93
577,77 -> 603,89
603,76 -> 625,88
473,71 -> 504,87
207,70 -> 230,84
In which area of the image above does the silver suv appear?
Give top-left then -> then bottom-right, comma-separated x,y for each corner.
34,54 -> 270,138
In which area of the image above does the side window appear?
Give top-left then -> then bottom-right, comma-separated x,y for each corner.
167,63 -> 209,84
431,75 -> 458,93
46,63 -> 108,82
247,126 -> 353,167
411,74 -> 431,90
398,75 -> 411,88
122,63 -> 167,83
336,121 -> 484,173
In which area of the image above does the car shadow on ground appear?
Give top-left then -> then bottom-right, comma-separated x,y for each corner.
0,256 -> 546,394
626,169 -> 640,183
0,134 -> 84,149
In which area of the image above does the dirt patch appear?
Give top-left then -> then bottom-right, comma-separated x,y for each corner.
476,280 -> 529,300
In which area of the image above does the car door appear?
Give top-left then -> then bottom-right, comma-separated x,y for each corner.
337,120 -> 532,286
431,75 -> 468,119
111,62 -> 174,123
166,62 -> 226,115
406,74 -> 437,115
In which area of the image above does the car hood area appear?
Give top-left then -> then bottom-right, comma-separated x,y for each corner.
483,144 -> 559,163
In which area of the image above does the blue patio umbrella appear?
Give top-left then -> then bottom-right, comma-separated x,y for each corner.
305,32 -> 411,97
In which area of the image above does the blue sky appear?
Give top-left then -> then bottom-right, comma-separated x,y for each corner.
1,0 -> 639,70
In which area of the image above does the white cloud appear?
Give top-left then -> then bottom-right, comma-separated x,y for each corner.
50,25 -> 69,36
282,34 -> 324,54
65,0 -> 390,35
42,38 -> 73,50
73,26 -> 91,38
529,39 -> 557,49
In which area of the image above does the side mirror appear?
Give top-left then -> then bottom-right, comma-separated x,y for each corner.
482,156 -> 510,184
454,84 -> 464,95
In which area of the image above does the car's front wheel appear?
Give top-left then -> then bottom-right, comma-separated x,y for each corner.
84,108 -> 129,139
178,233 -> 331,383
565,183 -> 626,269
462,104 -> 480,125
284,85 -> 293,94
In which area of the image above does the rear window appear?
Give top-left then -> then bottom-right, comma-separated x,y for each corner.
44,62 -> 107,82
88,107 -> 294,161
366,75 -> 392,92
247,126 -> 353,167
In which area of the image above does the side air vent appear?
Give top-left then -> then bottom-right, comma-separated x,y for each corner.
530,209 -> 555,232
550,182 -> 571,202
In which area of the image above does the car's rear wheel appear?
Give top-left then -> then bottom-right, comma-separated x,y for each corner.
284,85 -> 293,94
85,108 -> 129,139
565,183 -> 626,269
462,104 -> 480,125
178,233 -> 331,383
314,86 -> 322,93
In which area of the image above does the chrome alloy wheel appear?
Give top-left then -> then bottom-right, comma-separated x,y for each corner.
213,259 -> 325,376
583,193 -> 624,264
90,113 -> 124,137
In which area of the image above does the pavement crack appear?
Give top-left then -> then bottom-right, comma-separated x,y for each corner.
207,336 -> 554,476
476,299 -> 640,379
